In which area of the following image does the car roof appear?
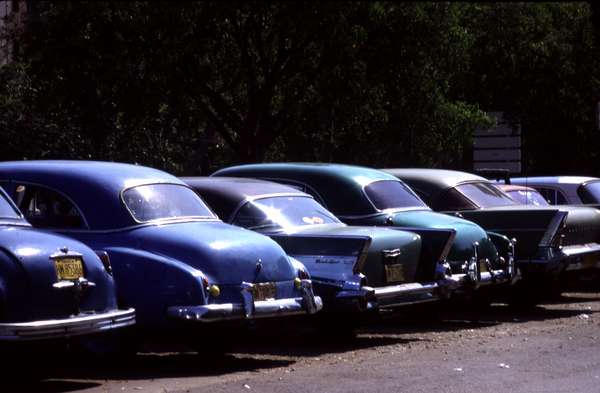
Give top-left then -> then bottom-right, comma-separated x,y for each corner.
381,168 -> 488,198
183,177 -> 307,204
511,176 -> 600,186
213,163 -> 400,216
0,160 -> 185,229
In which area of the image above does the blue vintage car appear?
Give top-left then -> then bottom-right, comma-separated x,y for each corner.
212,164 -> 517,296
0,186 -> 135,341
182,177 -> 465,312
0,161 -> 321,330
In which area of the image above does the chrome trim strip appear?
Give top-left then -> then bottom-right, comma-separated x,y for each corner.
0,308 -> 136,341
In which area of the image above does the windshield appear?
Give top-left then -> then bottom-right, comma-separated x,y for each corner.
579,181 -> 600,204
364,180 -> 428,210
0,193 -> 20,219
123,184 -> 215,222
233,196 -> 340,231
506,189 -> 549,206
455,182 -> 518,208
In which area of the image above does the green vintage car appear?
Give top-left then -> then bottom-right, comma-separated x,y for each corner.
183,177 -> 462,313
382,168 -> 600,297
212,163 -> 517,298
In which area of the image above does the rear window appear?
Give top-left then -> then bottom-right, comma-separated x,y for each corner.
506,189 -> 549,206
455,182 -> 517,208
123,184 -> 215,222
579,181 -> 600,204
233,196 -> 340,231
364,180 -> 428,210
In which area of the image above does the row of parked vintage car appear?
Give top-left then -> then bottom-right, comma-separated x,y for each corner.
1,160 -> 599,352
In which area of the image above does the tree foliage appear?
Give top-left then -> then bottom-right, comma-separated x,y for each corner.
0,2 -> 598,175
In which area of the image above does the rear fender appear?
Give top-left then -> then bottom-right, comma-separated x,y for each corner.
389,227 -> 456,281
459,209 -> 564,259
100,247 -> 208,325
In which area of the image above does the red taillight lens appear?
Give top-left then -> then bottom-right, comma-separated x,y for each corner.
95,251 -> 113,275
298,268 -> 310,280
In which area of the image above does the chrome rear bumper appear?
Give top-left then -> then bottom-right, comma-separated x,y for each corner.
168,279 -> 323,323
168,296 -> 323,322
0,308 -> 136,341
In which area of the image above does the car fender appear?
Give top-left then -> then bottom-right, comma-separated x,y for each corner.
99,247 -> 207,325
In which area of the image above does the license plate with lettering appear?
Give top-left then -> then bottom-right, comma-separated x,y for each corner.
384,264 -> 404,283
252,282 -> 277,301
55,258 -> 84,281
479,260 -> 489,273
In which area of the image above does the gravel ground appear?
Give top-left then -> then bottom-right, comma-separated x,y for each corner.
4,292 -> 600,393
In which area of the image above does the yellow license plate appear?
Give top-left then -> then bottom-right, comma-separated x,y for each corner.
582,254 -> 598,268
55,258 -> 84,281
479,260 -> 489,273
385,264 -> 404,283
252,283 -> 277,301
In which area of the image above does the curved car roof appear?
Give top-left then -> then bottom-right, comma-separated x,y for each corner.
183,177 -> 306,200
213,163 -> 400,216
0,160 -> 187,230
511,176 -> 600,186
182,177 -> 309,220
381,168 -> 488,199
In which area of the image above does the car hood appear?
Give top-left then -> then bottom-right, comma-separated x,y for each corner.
132,221 -> 297,285
388,210 -> 497,263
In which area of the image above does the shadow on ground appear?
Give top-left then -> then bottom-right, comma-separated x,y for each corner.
0,351 -> 292,392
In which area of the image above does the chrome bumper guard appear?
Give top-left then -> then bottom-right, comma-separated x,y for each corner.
453,241 -> 518,290
0,308 -> 136,341
168,279 -> 323,323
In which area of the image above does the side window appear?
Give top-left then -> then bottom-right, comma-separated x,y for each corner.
536,187 -> 566,205
536,188 -> 554,204
14,184 -> 85,229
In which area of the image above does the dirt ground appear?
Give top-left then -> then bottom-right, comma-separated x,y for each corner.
4,292 -> 600,393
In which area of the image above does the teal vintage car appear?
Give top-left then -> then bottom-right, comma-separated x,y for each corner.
212,163 -> 517,299
183,177 -> 463,313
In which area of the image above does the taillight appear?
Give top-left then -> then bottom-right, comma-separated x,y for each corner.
297,268 -> 310,280
95,251 -> 113,275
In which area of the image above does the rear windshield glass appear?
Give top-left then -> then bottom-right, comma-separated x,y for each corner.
364,180 -> 428,210
0,193 -> 19,219
123,184 -> 215,222
579,181 -> 600,204
234,196 -> 340,231
456,182 -> 517,208
506,189 -> 549,206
